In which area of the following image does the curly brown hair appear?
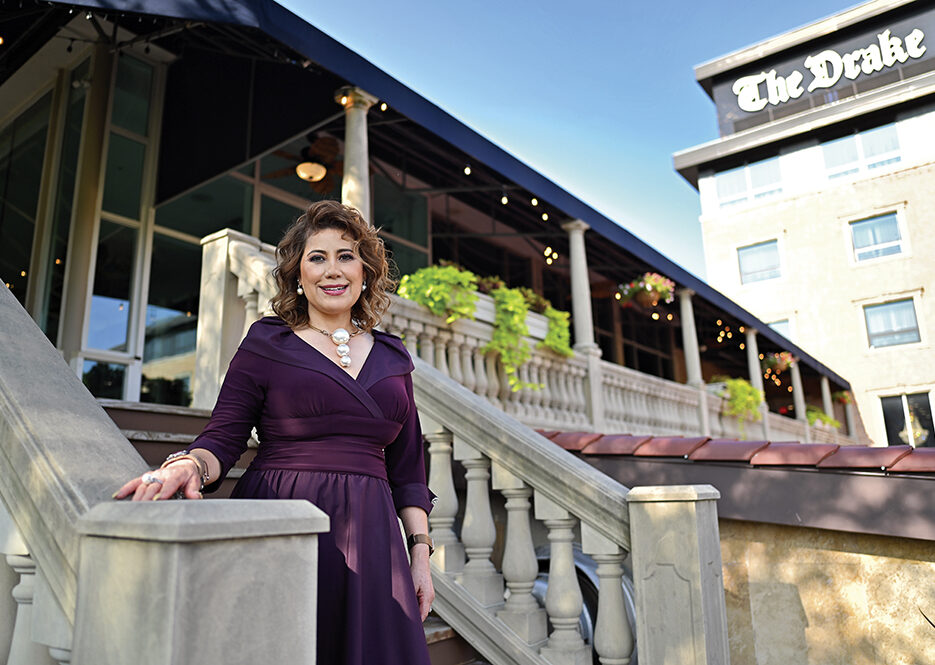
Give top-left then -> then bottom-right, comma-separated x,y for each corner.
271,200 -> 394,332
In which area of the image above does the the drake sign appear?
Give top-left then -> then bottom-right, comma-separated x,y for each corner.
732,28 -> 927,112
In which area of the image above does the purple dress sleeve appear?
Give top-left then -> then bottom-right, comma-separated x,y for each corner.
192,348 -> 267,491
384,372 -> 435,515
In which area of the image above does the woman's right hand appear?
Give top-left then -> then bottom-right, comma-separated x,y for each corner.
113,459 -> 204,501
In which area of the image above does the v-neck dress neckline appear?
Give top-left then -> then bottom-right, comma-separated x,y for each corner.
291,327 -> 376,382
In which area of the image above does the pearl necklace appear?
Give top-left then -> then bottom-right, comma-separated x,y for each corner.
308,323 -> 362,367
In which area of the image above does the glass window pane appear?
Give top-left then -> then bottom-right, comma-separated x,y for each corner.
142,234 -> 200,406
88,221 -> 137,351
155,175 -> 252,238
864,299 -> 920,347
43,59 -> 90,341
850,214 -> 901,261
259,195 -> 304,246
768,319 -> 790,338
862,124 -> 899,160
748,157 -> 781,190
102,133 -> 145,219
111,55 -> 153,136
373,174 -> 428,246
737,240 -> 780,284
823,135 -> 859,171
881,395 -> 906,446
907,393 -> 934,448
0,92 -> 52,306
82,360 -> 126,399
716,166 -> 747,203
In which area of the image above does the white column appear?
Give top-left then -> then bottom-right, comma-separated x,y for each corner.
335,86 -> 378,222
744,328 -> 770,439
790,358 -> 810,441
561,220 -> 597,352
678,289 -> 710,436
820,376 -> 834,419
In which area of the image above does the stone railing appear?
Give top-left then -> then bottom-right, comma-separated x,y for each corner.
0,284 -> 329,664
413,358 -> 730,665
192,228 -> 860,443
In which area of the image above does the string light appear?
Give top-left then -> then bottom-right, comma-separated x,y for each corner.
739,342 -> 745,350
758,353 -> 764,360
652,312 -> 660,320
541,213 -> 549,221
739,326 -> 745,333
501,194 -> 508,205
55,258 -> 62,265
716,319 -> 722,326
546,257 -> 553,265
615,292 -> 621,300
340,95 -> 348,105
544,246 -> 552,256
787,386 -> 793,393
0,36 -> 5,46
666,313 -> 673,321
379,102 -> 387,111
463,165 -> 472,175
531,198 -> 538,206
20,270 -> 26,277
551,251 -> 558,260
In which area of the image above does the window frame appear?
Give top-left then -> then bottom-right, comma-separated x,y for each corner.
862,296 -> 922,349
822,123 -> 902,181
714,156 -> 783,209
736,239 -> 782,285
843,208 -> 910,266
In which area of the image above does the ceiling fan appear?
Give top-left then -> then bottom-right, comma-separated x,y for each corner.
262,133 -> 343,196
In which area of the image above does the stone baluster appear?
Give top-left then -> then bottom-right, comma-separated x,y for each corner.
6,555 -> 56,665
492,464 -> 547,645
582,523 -> 633,665
542,359 -> 559,427
419,328 -> 435,366
515,363 -> 532,422
472,344 -> 489,401
425,427 -> 465,572
499,359 -> 516,416
459,336 -> 476,393
240,289 -> 259,341
531,357 -> 548,424
573,365 -> 589,428
485,352 -> 501,409
434,329 -> 451,376
534,492 -> 590,665
454,439 -> 504,607
555,363 -> 574,428
33,571 -> 72,665
401,320 -> 421,357
447,333 -> 464,386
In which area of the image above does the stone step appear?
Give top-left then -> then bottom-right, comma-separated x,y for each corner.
425,616 -> 485,665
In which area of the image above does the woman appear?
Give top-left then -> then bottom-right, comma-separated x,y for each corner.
115,200 -> 435,665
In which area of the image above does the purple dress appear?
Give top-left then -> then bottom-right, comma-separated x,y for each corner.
192,316 -> 433,665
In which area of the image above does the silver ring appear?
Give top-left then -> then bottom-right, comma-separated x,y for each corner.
141,473 -> 163,485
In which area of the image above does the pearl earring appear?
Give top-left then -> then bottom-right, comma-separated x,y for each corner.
362,282 -> 367,291
296,279 -> 304,295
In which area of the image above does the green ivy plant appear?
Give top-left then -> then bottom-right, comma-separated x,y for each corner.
483,287 -> 537,391
713,376 -> 763,437
539,305 -> 573,357
806,405 -> 841,429
397,264 -> 478,324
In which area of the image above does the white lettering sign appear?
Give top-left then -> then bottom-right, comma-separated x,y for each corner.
732,27 -> 926,113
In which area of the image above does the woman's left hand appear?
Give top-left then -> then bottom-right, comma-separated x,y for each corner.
409,548 -> 434,621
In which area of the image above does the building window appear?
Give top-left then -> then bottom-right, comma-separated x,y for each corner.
768,319 -> 791,338
823,124 -> 900,179
863,299 -> 920,348
849,213 -> 902,262
715,157 -> 782,208
737,240 -> 780,284
881,393 -> 933,447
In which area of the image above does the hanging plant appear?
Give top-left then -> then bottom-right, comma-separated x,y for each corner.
397,264 -> 478,324
483,287 -> 537,391
806,405 -> 841,429
832,390 -> 852,405
616,272 -> 676,308
476,274 -> 506,295
712,375 -> 763,437
761,351 -> 794,373
539,305 -> 573,357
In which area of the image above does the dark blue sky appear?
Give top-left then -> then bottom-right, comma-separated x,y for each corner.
283,0 -> 858,278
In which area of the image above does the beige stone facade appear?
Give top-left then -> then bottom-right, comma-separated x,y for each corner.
698,143 -> 935,446
720,519 -> 935,665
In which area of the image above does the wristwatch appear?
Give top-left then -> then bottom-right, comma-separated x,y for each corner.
407,533 -> 434,556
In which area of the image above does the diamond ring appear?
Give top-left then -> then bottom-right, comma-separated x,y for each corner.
141,472 -> 164,485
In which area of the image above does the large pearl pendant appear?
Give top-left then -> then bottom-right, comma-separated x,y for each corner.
331,328 -> 351,345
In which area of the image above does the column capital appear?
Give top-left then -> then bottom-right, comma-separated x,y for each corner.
560,219 -> 590,234
334,85 -> 378,110
677,287 -> 695,299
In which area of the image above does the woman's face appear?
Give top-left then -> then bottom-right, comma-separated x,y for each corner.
298,227 -> 365,323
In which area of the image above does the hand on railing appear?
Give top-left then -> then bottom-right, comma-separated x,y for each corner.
113,458 -> 204,501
